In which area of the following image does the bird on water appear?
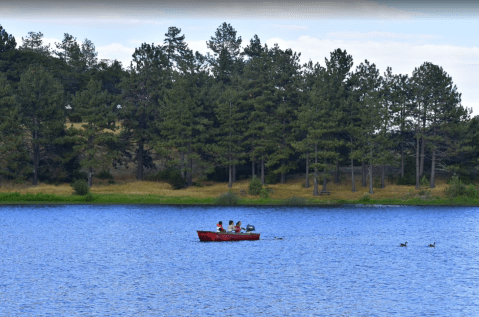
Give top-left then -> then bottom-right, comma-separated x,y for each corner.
428,242 -> 435,247
399,242 -> 408,247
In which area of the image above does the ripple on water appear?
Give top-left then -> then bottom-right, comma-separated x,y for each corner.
0,205 -> 479,316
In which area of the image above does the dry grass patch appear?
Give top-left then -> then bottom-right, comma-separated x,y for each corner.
0,177 -> 449,200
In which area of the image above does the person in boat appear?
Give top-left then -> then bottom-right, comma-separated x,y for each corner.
216,221 -> 225,232
234,221 -> 245,233
227,220 -> 235,232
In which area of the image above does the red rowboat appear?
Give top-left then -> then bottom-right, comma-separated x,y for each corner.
197,231 -> 261,242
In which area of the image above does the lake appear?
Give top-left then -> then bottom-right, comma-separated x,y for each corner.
1,204 -> 478,316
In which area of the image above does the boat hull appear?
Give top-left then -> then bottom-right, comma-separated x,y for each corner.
197,231 -> 260,242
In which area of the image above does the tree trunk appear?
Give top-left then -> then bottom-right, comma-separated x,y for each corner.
416,135 -> 420,189
261,156 -> 265,185
381,164 -> 385,188
305,152 -> 310,188
313,143 -> 318,196
88,166 -> 93,187
334,159 -> 340,184
187,156 -> 193,187
430,125 -> 436,189
137,139 -> 144,180
281,160 -> 285,184
232,164 -> 236,183
180,150 -> 185,179
400,141 -> 405,178
361,161 -> 366,187
228,163 -> 232,188
369,148 -> 374,194
351,156 -> 356,192
32,116 -> 39,186
322,167 -> 327,192
252,159 -> 255,179
420,136 -> 425,177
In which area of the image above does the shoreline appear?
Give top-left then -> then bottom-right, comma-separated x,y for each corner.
0,192 -> 477,207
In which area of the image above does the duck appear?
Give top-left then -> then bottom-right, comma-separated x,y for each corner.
399,242 -> 408,247
428,242 -> 435,248
274,237 -> 283,240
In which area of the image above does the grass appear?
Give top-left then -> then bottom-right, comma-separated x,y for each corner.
0,177 -> 477,206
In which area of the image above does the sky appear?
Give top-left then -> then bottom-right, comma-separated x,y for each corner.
1,0 -> 479,115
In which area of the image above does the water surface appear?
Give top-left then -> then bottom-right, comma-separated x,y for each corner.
1,205 -> 478,316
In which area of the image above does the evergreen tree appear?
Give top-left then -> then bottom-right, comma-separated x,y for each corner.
119,43 -> 169,180
0,25 -> 16,53
20,31 -> 51,56
351,60 -> 383,194
0,74 -> 29,185
17,65 -> 65,185
71,79 -> 118,187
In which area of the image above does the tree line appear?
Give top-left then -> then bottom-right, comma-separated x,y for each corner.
0,23 -> 477,195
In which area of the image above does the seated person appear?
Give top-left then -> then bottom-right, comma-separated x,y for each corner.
227,220 -> 234,232
216,221 -> 225,232
234,221 -> 245,233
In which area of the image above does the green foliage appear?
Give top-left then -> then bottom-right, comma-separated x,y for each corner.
248,176 -> 262,195
97,170 -> 113,180
167,171 -> 185,190
0,24 -> 17,53
283,196 -> 308,206
85,192 -> 94,202
71,179 -> 90,195
265,173 -> 280,185
444,175 -> 478,199
259,187 -> 273,199
214,191 -> 240,205
358,193 -> 372,202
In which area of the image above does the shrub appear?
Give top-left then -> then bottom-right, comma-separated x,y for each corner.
265,173 -> 280,185
248,176 -> 262,195
97,170 -> 113,180
85,193 -> 94,202
358,193 -> 371,202
168,171 -> 185,190
466,184 -> 478,199
215,191 -> 240,205
259,187 -> 272,199
420,175 -> 429,188
283,196 -> 308,206
71,179 -> 89,195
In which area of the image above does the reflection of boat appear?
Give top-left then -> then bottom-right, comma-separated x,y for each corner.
197,231 -> 260,242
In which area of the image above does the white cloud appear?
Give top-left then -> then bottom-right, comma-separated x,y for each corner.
265,36 -> 479,115
271,24 -> 308,31
328,31 -> 440,40
96,43 -> 135,68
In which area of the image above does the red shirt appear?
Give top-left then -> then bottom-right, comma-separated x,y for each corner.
234,225 -> 241,233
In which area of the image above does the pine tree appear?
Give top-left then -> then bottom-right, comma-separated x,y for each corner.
71,79 -> 118,187
0,25 -> 16,53
17,65 -> 65,185
20,31 -> 51,56
0,74 -> 29,185
119,42 -> 169,180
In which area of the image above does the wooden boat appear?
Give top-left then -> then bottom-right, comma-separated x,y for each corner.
197,231 -> 260,242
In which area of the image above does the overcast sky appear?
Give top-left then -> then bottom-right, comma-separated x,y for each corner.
1,0 -> 478,115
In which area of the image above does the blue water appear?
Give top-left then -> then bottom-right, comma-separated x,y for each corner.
1,205 -> 478,316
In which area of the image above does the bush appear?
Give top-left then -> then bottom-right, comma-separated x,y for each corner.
167,171 -> 185,190
214,191 -> 240,205
71,179 -> 89,195
248,176 -> 262,195
85,193 -> 94,202
259,187 -> 272,199
358,193 -> 371,202
443,175 -> 477,198
265,173 -> 280,185
97,170 -> 113,180
283,196 -> 308,206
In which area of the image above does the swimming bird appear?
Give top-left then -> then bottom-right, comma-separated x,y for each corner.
399,242 -> 408,247
274,237 -> 283,240
428,242 -> 435,248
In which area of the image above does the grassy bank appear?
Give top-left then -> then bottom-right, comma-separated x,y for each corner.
0,178 -> 477,206
0,192 -> 478,206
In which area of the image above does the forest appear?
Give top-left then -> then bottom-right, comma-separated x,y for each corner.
0,22 -> 478,196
